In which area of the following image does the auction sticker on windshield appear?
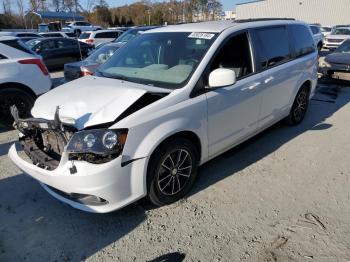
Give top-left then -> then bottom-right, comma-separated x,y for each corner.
188,32 -> 215,40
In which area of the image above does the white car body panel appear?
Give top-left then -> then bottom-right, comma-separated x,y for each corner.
0,43 -> 51,95
9,20 -> 318,213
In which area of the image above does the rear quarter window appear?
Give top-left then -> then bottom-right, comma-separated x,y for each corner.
79,33 -> 91,39
0,53 -> 7,59
255,26 -> 292,69
290,24 -> 315,58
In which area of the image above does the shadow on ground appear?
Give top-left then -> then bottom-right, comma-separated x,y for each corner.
0,82 -> 349,261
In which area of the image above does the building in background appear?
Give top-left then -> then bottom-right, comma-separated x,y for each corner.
236,0 -> 350,26
224,10 -> 236,20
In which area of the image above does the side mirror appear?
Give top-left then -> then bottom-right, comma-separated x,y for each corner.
208,68 -> 236,88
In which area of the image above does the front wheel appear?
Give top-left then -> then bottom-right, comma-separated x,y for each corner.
148,138 -> 199,206
285,85 -> 310,125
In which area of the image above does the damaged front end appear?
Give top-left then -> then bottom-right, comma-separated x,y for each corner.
11,105 -> 76,170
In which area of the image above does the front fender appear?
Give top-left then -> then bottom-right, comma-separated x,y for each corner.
131,117 -> 207,163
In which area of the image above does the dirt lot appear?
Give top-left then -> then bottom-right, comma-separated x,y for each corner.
0,76 -> 350,261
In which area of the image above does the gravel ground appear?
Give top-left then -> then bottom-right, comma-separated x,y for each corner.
0,75 -> 350,261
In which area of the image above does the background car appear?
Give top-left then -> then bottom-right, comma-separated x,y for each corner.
319,39 -> 350,80
0,32 -> 43,39
62,21 -> 102,35
64,42 -> 120,81
39,32 -> 76,38
0,43 -> 51,126
320,26 -> 332,37
95,26 -> 160,49
78,29 -> 123,46
309,25 -> 324,50
26,38 -> 92,70
324,27 -> 350,50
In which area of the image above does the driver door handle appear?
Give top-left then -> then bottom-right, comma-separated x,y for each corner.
241,82 -> 261,91
264,76 -> 274,84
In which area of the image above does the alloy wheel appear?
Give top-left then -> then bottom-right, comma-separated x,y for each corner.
157,149 -> 193,196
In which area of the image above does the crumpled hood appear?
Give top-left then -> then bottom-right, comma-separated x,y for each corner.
32,76 -> 148,130
326,53 -> 350,65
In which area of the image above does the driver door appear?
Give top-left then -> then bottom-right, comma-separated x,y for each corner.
206,31 -> 265,157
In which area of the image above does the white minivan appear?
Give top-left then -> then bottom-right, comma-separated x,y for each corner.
9,19 -> 318,213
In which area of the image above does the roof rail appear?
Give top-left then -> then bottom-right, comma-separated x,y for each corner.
235,18 -> 295,23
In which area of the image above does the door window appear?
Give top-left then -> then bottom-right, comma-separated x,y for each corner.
290,24 -> 315,57
41,40 -> 56,51
210,32 -> 253,80
56,39 -> 71,49
255,27 -> 291,69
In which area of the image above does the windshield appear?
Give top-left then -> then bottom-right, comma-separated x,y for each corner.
335,41 -> 350,53
332,28 -> 350,35
114,29 -> 142,43
98,32 -> 217,89
64,22 -> 72,27
86,45 -> 119,63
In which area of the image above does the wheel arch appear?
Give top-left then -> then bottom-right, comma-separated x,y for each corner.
0,82 -> 37,99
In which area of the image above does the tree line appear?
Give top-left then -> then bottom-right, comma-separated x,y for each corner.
0,0 -> 223,29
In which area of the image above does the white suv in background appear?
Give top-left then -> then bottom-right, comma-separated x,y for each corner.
9,19 -> 317,213
78,30 -> 123,46
309,25 -> 324,50
62,21 -> 102,35
0,43 -> 51,126
324,27 -> 350,50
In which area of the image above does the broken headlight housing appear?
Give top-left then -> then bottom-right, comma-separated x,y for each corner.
66,129 -> 128,164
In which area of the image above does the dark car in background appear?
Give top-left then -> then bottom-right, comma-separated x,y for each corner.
95,26 -> 160,49
320,39 -> 350,80
26,37 -> 92,70
64,42 -> 120,81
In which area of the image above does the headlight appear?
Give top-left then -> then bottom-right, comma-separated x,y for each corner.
66,129 -> 128,163
319,57 -> 331,68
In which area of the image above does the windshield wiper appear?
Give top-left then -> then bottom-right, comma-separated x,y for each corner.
97,71 -> 130,81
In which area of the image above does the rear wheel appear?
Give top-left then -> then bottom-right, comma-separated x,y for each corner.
285,85 -> 310,125
148,138 -> 199,206
0,88 -> 35,127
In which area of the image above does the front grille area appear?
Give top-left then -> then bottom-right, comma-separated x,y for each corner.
18,123 -> 76,170
327,39 -> 343,43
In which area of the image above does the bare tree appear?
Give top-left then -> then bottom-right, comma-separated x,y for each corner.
2,0 -> 12,14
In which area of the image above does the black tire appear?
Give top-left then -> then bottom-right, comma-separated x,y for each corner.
0,88 -> 35,127
285,85 -> 310,125
147,138 -> 199,206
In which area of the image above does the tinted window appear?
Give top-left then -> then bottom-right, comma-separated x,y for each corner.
310,26 -> 320,35
0,53 -> 7,59
290,24 -> 315,58
56,39 -> 72,48
210,33 -> 253,79
18,33 -> 39,37
42,33 -> 62,37
66,32 -> 76,37
95,31 -> 120,38
79,33 -> 91,39
256,27 -> 291,69
41,40 -> 56,50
